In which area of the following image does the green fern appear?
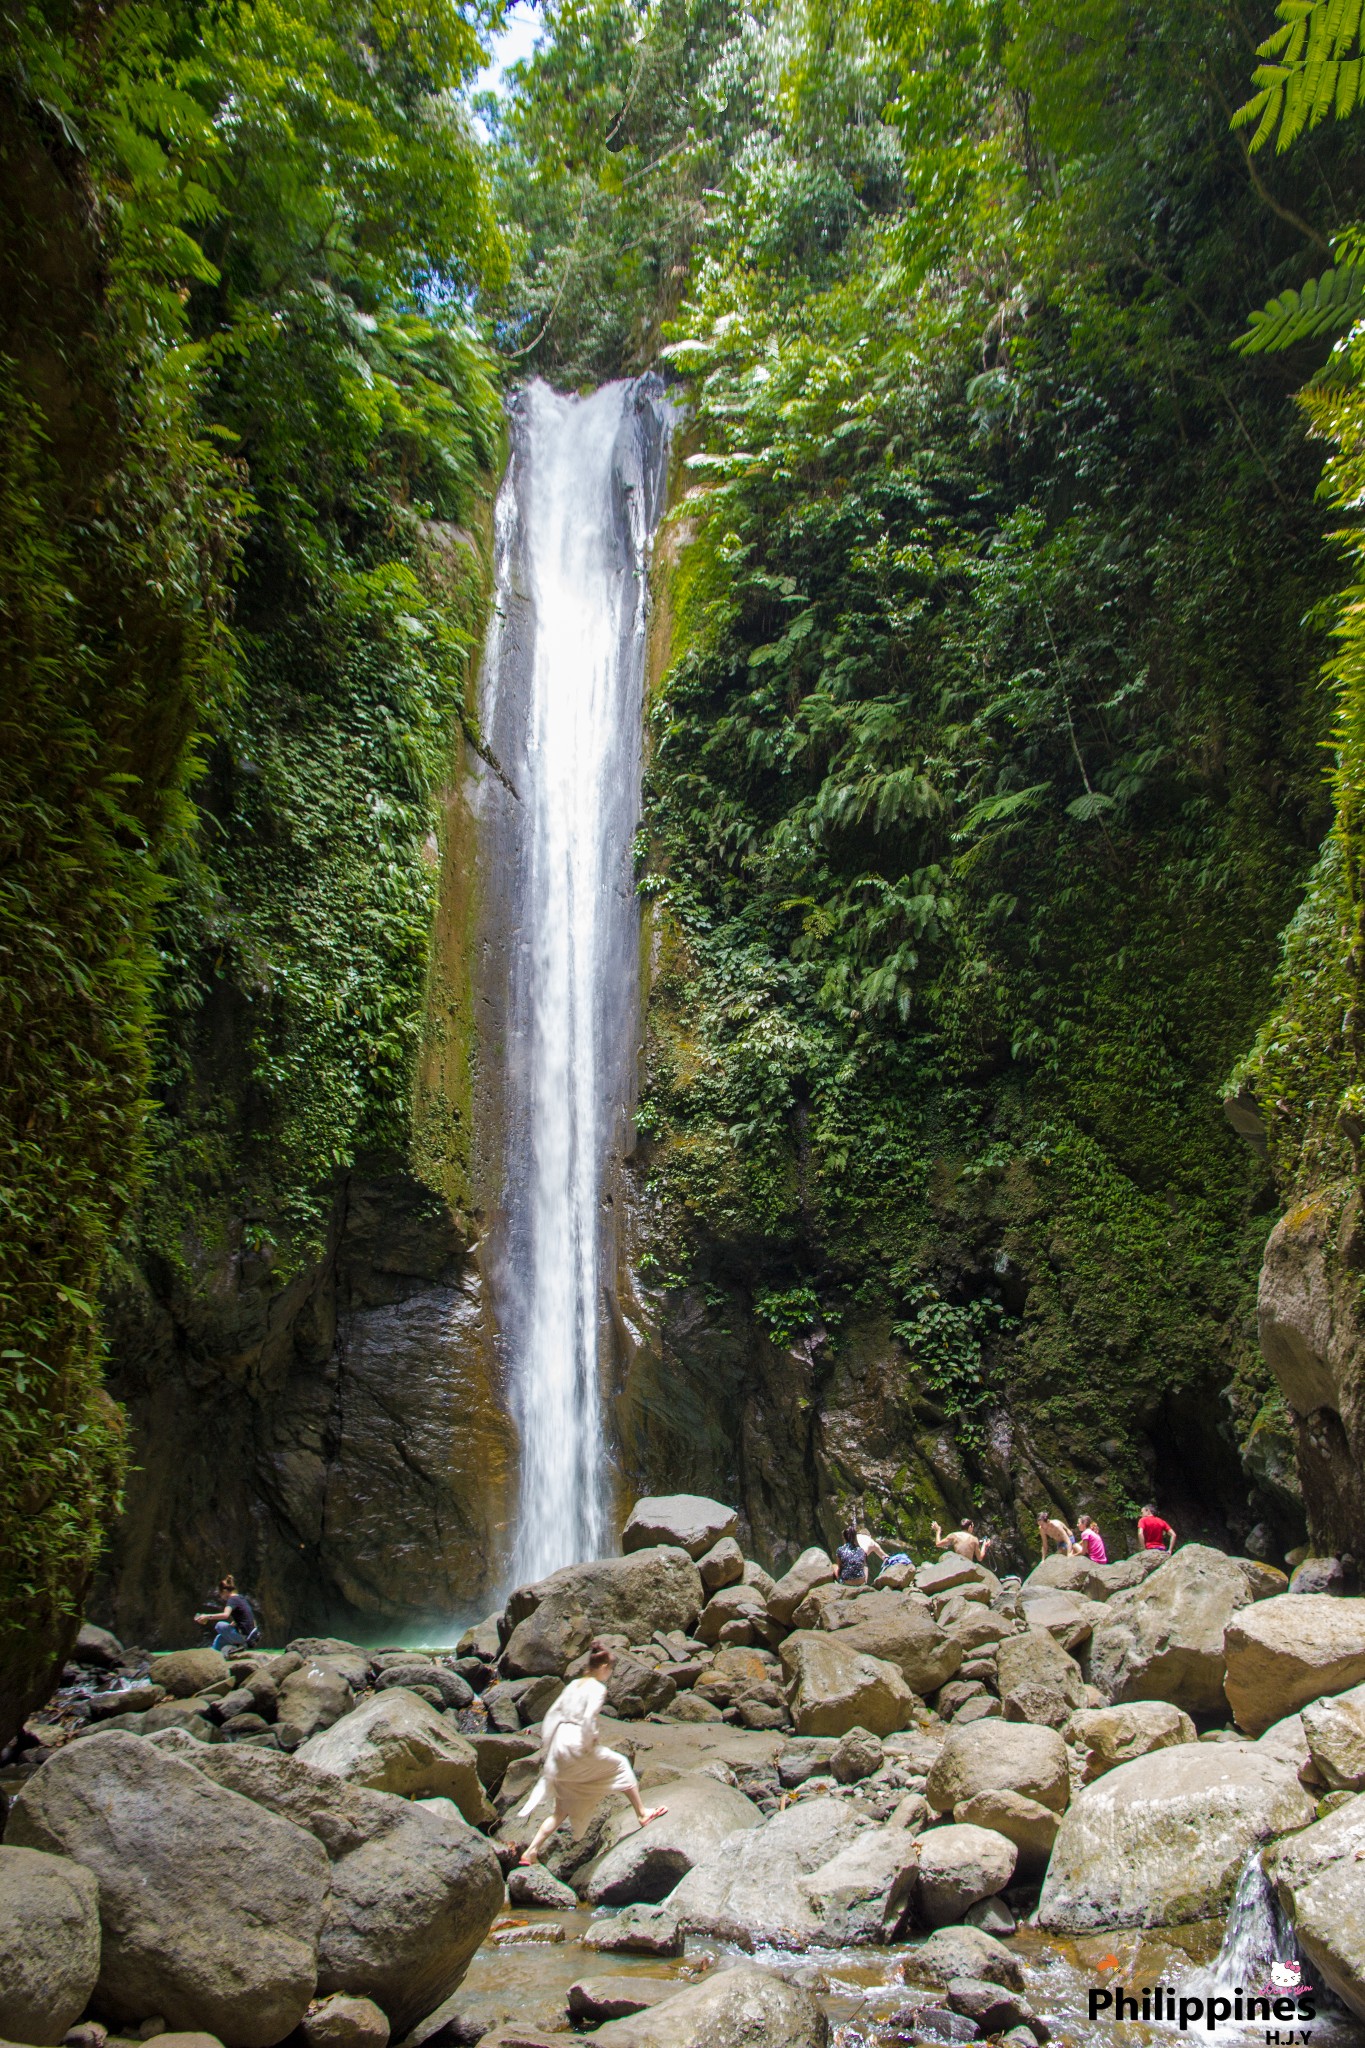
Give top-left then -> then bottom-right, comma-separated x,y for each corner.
1233,0 -> 1365,153
1234,265 -> 1365,353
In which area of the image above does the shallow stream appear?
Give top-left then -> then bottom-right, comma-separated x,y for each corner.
448,1905 -> 1365,2048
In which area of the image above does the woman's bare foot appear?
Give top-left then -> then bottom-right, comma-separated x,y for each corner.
516,1849 -> 540,1865
640,1804 -> 667,1826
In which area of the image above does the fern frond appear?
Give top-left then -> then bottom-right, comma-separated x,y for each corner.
1234,0 -> 1365,148
1234,265 -> 1365,353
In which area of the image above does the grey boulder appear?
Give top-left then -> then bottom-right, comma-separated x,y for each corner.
582,1903 -> 684,1956
1265,1792 -> 1365,2020
1086,1545 -> 1274,1715
901,1924 -> 1025,1992
583,1772 -> 760,1904
925,1720 -> 1070,1818
1065,1701 -> 1197,1782
780,1630 -> 916,1737
914,1825 -> 1017,1928
819,1591 -> 964,1695
621,1495 -> 738,1559
995,1629 -> 1084,1730
698,1536 -> 746,1593
5,1732 -> 327,2047
1302,1681 -> 1365,1790
589,1962 -> 829,2047
179,1742 -> 503,2038
0,1844 -> 101,2045
296,1689 -> 493,1825
1224,1595 -> 1365,1735
1035,1739 -> 1316,1930
766,1548 -> 836,1625
669,1798 -> 865,1947
500,1549 -> 704,1677
148,1648 -> 231,1699
300,1996 -> 390,2048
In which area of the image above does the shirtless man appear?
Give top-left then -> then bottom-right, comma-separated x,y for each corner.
1037,1509 -> 1075,1557
931,1517 -> 992,1563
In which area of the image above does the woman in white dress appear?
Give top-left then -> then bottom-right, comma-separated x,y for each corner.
517,1639 -> 667,1864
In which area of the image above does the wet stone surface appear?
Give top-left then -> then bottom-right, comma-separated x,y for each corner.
427,1906 -> 1365,2048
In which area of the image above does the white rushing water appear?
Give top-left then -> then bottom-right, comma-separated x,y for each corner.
479,378 -> 669,1587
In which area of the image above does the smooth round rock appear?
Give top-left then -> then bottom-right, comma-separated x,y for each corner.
0,1845 -> 101,2045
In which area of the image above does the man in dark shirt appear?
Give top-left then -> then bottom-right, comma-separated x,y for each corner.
195,1575 -> 258,1651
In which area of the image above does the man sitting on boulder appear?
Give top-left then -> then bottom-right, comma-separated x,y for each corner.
1036,1509 -> 1076,1557
1137,1504 -> 1177,1552
931,1517 -> 992,1563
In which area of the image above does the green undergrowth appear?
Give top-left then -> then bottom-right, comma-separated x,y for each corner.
582,0 -> 1365,1539
1,0 -> 503,1705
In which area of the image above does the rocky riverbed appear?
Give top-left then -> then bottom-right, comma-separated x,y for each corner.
2,1494 -> 1364,2048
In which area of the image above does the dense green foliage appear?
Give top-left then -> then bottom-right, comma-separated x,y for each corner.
492,0 -> 1364,1546
0,0 -> 502,1704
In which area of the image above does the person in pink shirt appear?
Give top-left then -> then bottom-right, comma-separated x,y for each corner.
1075,1514 -> 1107,1564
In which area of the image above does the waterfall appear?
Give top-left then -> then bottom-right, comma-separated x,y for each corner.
474,377 -> 671,1587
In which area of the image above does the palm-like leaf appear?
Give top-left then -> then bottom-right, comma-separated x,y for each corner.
1234,264 -> 1365,352
1233,0 -> 1365,151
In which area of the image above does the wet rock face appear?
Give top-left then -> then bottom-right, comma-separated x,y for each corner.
101,1172 -> 515,1647
1257,1185 -> 1365,1557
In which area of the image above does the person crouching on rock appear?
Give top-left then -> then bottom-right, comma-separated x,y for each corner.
931,1517 -> 991,1563
836,1522 -> 870,1583
194,1575 -> 258,1652
517,1640 -> 667,1865
1036,1509 -> 1076,1557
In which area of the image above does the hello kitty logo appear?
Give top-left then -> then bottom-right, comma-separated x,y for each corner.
1267,1961 -> 1311,1997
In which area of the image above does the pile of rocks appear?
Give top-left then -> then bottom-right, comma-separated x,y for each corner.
4,1494 -> 1365,2048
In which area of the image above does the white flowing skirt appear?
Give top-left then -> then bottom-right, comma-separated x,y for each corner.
518,1722 -> 638,1836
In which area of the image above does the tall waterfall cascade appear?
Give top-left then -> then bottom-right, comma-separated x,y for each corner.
474,377 -> 671,1586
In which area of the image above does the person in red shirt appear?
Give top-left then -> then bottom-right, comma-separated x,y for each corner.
1137,1505 -> 1176,1552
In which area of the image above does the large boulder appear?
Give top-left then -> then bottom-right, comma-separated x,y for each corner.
914,1824 -> 1017,1927
5,1733 -> 328,2046
296,1690 -> 493,1825
925,1720 -> 1070,1818
1065,1702 -> 1196,1783
1023,1553 -> 1166,1601
995,1630 -> 1085,1730
954,1790 -> 1060,1876
149,1648 -> 231,1699
901,1925 -> 1024,1993
583,1773 -> 761,1904
669,1799 -> 865,1948
1017,1588 -> 1108,1652
780,1631 -> 916,1737
1302,1681 -> 1365,1790
698,1537 -> 745,1593
500,1550 -> 704,1676
277,1661 -> 356,1743
1265,1794 -> 1365,2020
177,1742 -> 503,2037
1035,1741 -> 1316,1930
767,1548 -> 836,1625
696,1584 -> 768,1646
1223,1595 -> 1365,1735
818,1592 -> 964,1694
590,1962 -> 829,2048
800,1826 -> 922,1944
1086,1545 -> 1270,1714
622,1495 -> 738,1558
0,1845 -> 101,2045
